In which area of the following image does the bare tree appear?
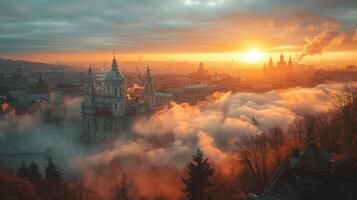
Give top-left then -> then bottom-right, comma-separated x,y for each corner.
237,133 -> 270,191
267,126 -> 285,166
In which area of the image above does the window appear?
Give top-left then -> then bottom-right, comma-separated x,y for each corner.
114,103 -> 117,110
119,87 -> 122,96
107,85 -> 109,92
115,87 -> 118,96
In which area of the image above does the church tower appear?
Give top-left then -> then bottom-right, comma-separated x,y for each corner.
267,56 -> 275,75
86,67 -> 95,96
82,67 -> 96,140
104,55 -> 126,117
143,66 -> 155,94
277,53 -> 286,73
288,56 -> 293,73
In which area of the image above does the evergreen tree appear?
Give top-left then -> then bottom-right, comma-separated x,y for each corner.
182,149 -> 214,200
41,158 -> 72,200
28,161 -> 42,183
113,173 -> 133,200
17,161 -> 28,178
44,158 -> 64,183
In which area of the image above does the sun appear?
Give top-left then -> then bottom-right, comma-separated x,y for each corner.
242,50 -> 264,63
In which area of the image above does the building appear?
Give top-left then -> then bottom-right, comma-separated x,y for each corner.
249,143 -> 357,200
190,62 -> 211,84
9,76 -> 62,105
140,67 -> 172,110
263,54 -> 293,77
171,83 -> 225,105
81,56 -> 171,141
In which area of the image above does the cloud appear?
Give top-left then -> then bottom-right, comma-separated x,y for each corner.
353,28 -> 357,42
72,82 -> 348,198
0,82 -> 351,199
0,97 -> 84,174
1,0 -> 357,55
298,23 -> 346,61
125,85 -> 338,166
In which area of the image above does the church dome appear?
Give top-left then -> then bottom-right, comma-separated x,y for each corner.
105,56 -> 124,84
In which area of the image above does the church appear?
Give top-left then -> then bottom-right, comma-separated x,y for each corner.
81,56 -> 172,141
262,53 -> 293,77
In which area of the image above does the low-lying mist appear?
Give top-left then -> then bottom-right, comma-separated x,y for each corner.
0,82 -> 351,199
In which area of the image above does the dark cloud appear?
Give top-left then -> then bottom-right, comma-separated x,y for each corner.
0,0 -> 356,54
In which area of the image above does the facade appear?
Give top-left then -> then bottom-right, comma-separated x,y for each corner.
81,57 -> 171,141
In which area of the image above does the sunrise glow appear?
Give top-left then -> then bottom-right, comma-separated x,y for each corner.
2,1 -> 357,199
241,50 -> 264,63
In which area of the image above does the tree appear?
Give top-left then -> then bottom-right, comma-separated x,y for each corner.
28,161 -> 42,184
17,161 -> 28,178
44,158 -> 64,183
238,133 -> 270,192
41,158 -> 72,200
182,149 -> 214,200
267,126 -> 286,166
113,173 -> 133,200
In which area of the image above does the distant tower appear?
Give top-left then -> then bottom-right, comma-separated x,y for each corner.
267,56 -> 275,74
288,56 -> 293,73
280,53 -> 285,64
277,53 -> 287,73
198,62 -> 204,74
144,66 -> 155,94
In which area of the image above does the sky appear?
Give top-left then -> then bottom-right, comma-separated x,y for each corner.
0,0 -> 357,62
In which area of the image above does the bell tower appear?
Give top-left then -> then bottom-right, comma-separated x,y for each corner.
144,66 -> 154,94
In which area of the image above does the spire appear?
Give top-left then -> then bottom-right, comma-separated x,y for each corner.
145,65 -> 152,81
111,55 -> 118,71
146,65 -> 151,75
280,53 -> 284,62
86,66 -> 95,83
268,56 -> 273,68
144,65 -> 154,94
